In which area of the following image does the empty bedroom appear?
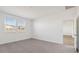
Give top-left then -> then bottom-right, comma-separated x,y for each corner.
0,6 -> 78,53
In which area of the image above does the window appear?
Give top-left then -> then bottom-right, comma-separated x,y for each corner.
4,16 -> 26,32
0,25 -> 3,32
4,16 -> 16,32
17,19 -> 26,32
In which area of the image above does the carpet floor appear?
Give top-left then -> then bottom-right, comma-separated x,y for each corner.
0,38 -> 76,53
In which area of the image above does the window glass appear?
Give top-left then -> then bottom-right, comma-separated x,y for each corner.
5,17 -> 16,26
4,16 -> 16,32
4,16 -> 26,32
17,19 -> 26,32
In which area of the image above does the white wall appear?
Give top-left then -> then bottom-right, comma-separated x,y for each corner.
32,7 -> 77,44
33,15 -> 63,44
0,12 -> 31,44
63,7 -> 76,36
63,20 -> 74,35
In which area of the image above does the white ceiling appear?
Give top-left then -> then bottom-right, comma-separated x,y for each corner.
0,6 -> 65,19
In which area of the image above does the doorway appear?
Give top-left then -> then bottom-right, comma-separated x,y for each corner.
63,19 -> 76,48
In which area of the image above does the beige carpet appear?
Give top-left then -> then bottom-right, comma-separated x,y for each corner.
0,38 -> 76,53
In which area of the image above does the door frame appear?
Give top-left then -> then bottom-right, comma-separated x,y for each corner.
63,17 -> 77,50
73,17 -> 77,50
